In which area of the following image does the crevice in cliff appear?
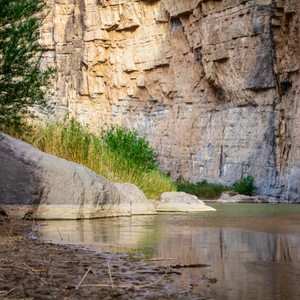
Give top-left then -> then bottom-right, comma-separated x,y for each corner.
170,17 -> 184,32
270,0 -> 290,178
219,145 -> 224,177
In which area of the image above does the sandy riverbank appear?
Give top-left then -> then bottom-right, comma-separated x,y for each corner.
0,217 -> 212,299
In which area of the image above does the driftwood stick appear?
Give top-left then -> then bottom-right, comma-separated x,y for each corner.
76,266 -> 92,290
45,256 -> 52,277
3,225 -> 14,243
0,288 -> 15,296
170,263 -> 209,268
31,218 -> 38,233
133,268 -> 170,289
56,227 -> 63,241
107,261 -> 114,289
81,267 -> 170,290
81,283 -> 127,288
145,258 -> 176,262
12,263 -> 48,285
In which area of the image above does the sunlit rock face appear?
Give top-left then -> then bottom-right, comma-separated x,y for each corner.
40,0 -> 300,202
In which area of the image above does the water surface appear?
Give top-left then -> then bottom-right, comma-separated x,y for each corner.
40,204 -> 300,299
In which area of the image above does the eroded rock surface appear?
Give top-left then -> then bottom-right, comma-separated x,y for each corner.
156,192 -> 216,212
41,0 -> 300,202
0,134 -> 156,219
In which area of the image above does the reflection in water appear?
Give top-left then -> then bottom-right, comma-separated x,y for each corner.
40,204 -> 300,299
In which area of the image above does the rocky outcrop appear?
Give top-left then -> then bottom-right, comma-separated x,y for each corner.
0,133 -> 156,219
156,192 -> 216,212
217,192 -> 271,203
40,0 -> 300,202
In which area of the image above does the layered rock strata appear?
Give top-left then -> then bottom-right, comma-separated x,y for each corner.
41,0 -> 300,202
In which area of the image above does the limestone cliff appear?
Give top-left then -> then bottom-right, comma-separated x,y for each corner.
40,0 -> 300,202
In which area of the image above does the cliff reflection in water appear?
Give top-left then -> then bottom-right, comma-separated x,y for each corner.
40,204 -> 300,299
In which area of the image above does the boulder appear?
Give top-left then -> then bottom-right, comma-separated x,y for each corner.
0,133 -> 156,219
217,192 -> 269,203
113,183 -> 157,215
155,192 -> 216,212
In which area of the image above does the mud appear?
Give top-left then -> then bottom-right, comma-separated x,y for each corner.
0,218 -> 210,299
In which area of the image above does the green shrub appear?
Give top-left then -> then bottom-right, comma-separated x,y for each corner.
102,125 -> 157,172
234,175 -> 256,195
176,179 -> 230,200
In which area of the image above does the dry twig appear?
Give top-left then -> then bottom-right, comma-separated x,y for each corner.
81,267 -> 170,290
145,258 -> 176,262
107,261 -> 114,289
0,288 -> 15,296
56,227 -> 63,241
76,266 -> 92,290
169,263 -> 209,268
3,225 -> 14,243
45,255 -> 52,277
14,262 -> 48,285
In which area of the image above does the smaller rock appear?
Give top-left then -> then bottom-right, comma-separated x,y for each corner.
113,183 -> 157,215
217,192 -> 269,203
155,192 -> 216,212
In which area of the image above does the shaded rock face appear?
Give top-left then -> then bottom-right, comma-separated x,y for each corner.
0,134 -> 156,219
41,0 -> 300,202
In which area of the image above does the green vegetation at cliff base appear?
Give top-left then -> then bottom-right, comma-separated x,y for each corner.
176,179 -> 231,200
5,119 -> 256,200
176,176 -> 256,199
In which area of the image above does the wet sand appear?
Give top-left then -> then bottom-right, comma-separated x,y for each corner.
0,217 -> 210,299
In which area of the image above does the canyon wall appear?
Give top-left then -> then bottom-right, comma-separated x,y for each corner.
40,0 -> 300,201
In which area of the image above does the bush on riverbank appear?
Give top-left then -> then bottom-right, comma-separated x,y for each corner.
102,125 -> 157,172
234,175 -> 256,196
176,179 -> 231,200
8,119 -> 176,199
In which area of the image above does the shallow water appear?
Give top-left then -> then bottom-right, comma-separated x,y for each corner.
40,204 -> 300,299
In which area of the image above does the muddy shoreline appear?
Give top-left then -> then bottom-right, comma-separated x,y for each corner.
0,218 -> 212,299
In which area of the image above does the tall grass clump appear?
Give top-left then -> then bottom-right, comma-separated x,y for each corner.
7,119 -> 176,199
176,179 -> 231,200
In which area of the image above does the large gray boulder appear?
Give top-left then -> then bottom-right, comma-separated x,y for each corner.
0,133 -> 156,219
155,192 -> 216,212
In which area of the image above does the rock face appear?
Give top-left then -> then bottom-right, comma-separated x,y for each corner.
41,0 -> 300,202
0,133 -> 156,219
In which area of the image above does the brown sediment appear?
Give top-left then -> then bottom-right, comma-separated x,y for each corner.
0,217 -> 209,299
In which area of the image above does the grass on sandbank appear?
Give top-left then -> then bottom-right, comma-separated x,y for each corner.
176,179 -> 231,200
6,119 -> 176,200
